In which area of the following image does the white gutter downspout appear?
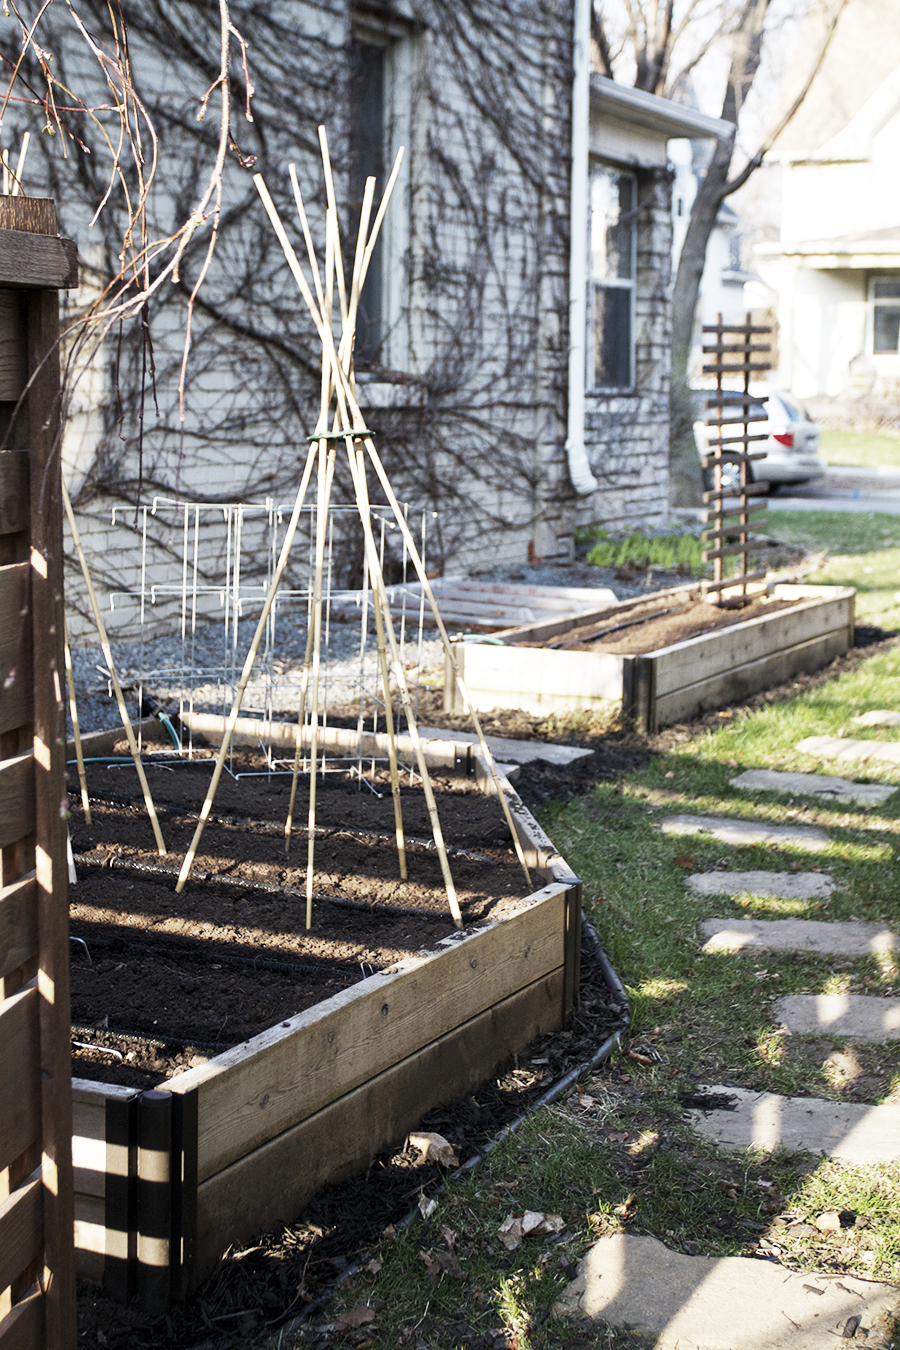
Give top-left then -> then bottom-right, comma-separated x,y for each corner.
566,0 -> 599,496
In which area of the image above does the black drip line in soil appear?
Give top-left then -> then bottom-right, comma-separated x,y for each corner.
71,850 -> 486,919
73,788 -> 498,866
68,923 -> 365,980
71,1022 -> 230,1057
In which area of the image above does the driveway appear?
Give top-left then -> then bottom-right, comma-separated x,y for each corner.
766,464 -> 900,514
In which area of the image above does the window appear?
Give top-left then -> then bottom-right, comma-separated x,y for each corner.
349,37 -> 386,366
872,277 -> 900,355
589,166 -> 636,391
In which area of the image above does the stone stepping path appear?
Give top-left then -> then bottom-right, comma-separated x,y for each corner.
852,709 -> 900,727
700,917 -> 898,956
661,813 -> 830,851
797,734 -> 900,766
687,870 -> 834,901
774,994 -> 900,1041
554,1232 -> 899,1348
685,1085 -> 900,1164
731,767 -> 896,806
559,741 -> 900,1346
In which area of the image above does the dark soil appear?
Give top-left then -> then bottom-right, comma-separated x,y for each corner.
68,753 -> 530,1087
520,592 -> 800,655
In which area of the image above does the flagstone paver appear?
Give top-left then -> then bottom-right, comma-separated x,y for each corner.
416,727 -> 593,767
852,709 -> 900,727
731,768 -> 896,806
661,814 -> 831,851
560,735 -> 900,1345
774,994 -> 900,1041
684,1085 -> 900,1164
554,1232 -> 899,1348
700,917 -> 898,956
797,734 -> 900,766
687,871 -> 834,901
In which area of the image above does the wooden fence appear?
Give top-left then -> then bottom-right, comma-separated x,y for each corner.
0,197 -> 78,1350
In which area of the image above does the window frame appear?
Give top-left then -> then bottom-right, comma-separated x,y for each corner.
587,162 -> 637,395
868,274 -> 900,361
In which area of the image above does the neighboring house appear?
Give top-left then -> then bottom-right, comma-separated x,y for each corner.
755,0 -> 900,402
6,3 -> 728,639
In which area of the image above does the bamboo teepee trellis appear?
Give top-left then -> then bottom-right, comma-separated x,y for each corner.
174,127 -> 532,928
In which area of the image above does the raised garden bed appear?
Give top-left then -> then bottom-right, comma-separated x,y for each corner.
444,583 -> 855,731
67,734 -> 580,1309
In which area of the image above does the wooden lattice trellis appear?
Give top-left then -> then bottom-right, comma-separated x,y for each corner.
0,197 -> 78,1350
700,313 -> 773,605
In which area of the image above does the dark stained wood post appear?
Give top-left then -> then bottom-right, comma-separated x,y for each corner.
0,196 -> 78,1350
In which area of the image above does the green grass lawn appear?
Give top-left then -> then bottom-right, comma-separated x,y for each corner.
299,532 -> 900,1350
820,429 -> 900,470
768,509 -> 900,628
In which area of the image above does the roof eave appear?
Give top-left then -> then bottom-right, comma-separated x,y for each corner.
590,76 -> 734,142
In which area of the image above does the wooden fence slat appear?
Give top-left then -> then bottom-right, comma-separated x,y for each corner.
0,453 -> 29,535
0,983 -> 39,1172
0,563 -> 32,735
0,1171 -> 42,1293
0,752 -> 34,849
0,1289 -> 44,1350
0,232 -> 77,291
0,875 -> 37,980
0,294 -> 25,401
26,280 -> 77,1347
170,887 -> 566,1182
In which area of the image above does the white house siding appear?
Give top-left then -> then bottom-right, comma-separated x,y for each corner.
580,167 -> 673,533
0,2 -> 697,644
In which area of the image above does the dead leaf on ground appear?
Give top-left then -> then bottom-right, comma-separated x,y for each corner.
613,1193 -> 637,1218
333,1305 -> 376,1332
623,1047 -> 653,1066
607,1130 -> 628,1143
815,1211 -> 842,1232
673,855 -> 694,868
498,1211 -> 564,1249
363,1255 -> 383,1276
419,1247 -> 465,1280
409,1131 -> 460,1168
418,1194 -> 438,1220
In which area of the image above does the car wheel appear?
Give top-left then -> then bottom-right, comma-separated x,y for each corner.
703,461 -> 745,494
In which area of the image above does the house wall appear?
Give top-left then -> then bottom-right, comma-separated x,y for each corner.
5,2 -> 683,649
580,166 -> 672,533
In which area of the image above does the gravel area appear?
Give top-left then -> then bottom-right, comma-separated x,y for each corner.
67,565 -> 685,736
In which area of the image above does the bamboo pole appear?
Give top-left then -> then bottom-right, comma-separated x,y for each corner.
284,620 -> 313,853
262,151 -> 459,923
175,438 -> 319,892
325,183 -> 407,880
325,368 -> 533,890
61,478 -> 167,855
63,615 -> 90,825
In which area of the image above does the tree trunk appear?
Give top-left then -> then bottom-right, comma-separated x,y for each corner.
668,0 -> 769,504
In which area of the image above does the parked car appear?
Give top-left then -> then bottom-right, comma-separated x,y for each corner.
694,387 -> 825,493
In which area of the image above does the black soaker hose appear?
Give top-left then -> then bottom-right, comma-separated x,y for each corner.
281,912 -> 631,1337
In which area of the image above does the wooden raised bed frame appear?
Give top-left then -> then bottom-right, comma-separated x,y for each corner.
444,583 -> 855,731
70,753 -> 581,1309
